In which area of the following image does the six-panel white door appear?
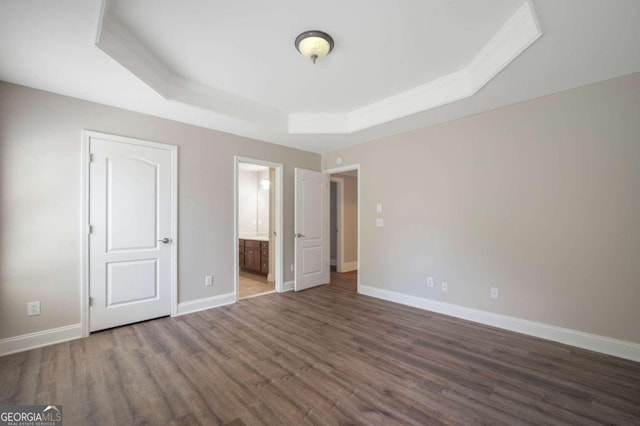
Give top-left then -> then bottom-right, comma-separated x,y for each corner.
294,168 -> 330,291
89,136 -> 174,332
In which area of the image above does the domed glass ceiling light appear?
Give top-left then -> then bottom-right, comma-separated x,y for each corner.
295,30 -> 334,64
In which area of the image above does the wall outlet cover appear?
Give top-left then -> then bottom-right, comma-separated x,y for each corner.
427,277 -> 434,287
205,275 -> 213,286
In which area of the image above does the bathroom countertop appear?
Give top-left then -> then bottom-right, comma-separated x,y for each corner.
239,234 -> 269,242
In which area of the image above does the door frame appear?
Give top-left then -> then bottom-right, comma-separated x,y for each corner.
233,156 -> 284,301
329,177 -> 345,272
80,130 -> 179,337
324,164 -> 361,292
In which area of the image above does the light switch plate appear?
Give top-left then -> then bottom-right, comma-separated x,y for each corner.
376,203 -> 383,213
205,275 -> 213,286
27,301 -> 41,316
376,218 -> 384,227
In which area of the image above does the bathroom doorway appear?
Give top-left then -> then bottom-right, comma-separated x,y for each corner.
234,157 -> 283,300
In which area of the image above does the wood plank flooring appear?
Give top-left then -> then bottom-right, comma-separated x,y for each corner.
1,271 -> 639,425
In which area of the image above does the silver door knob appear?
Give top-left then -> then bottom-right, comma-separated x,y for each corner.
158,237 -> 171,244
295,233 -> 306,238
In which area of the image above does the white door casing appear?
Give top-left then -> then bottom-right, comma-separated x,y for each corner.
294,168 -> 330,291
86,133 -> 176,332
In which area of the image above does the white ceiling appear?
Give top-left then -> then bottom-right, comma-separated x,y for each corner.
106,0 -> 520,113
1,1 -> 640,153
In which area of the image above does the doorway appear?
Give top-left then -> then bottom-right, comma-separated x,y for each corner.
327,167 -> 359,286
234,157 -> 283,301
292,165 -> 360,292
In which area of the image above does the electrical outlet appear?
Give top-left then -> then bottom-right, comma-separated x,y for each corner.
426,277 -> 434,288
441,282 -> 448,292
27,301 -> 40,316
205,275 -> 213,287
491,287 -> 499,299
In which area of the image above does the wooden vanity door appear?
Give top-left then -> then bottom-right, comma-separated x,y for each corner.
244,240 -> 261,271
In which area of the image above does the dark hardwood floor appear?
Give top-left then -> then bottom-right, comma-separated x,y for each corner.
1,271 -> 639,425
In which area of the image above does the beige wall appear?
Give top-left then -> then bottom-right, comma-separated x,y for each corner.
339,174 -> 358,264
0,81 -> 319,340
322,72 -> 640,344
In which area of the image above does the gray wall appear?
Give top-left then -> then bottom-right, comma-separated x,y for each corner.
330,175 -> 358,266
322,72 -> 640,344
0,81 -> 319,340
330,182 -> 337,262
337,174 -> 358,264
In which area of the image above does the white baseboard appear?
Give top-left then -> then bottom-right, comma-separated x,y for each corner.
0,323 -> 82,357
341,261 -> 358,272
267,273 -> 274,282
359,285 -> 640,362
282,280 -> 294,292
176,292 -> 236,316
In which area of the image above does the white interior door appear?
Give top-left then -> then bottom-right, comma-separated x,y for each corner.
294,168 -> 329,291
89,136 -> 175,332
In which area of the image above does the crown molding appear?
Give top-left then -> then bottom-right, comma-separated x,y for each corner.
95,3 -> 287,130
290,1 -> 542,134
466,0 -> 542,93
95,0 -> 542,137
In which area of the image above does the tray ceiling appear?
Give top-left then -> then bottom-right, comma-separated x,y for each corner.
97,0 -> 541,134
2,1 -> 640,152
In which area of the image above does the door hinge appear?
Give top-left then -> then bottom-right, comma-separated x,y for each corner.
88,224 -> 93,234
89,297 -> 93,306
89,153 -> 94,163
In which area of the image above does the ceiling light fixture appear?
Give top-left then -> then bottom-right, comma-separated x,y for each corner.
295,30 -> 334,64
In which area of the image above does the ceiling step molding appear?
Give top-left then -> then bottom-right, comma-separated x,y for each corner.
95,0 -> 541,136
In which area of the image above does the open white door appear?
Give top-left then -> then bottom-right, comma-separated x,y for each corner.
294,168 -> 330,291
88,134 -> 176,332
